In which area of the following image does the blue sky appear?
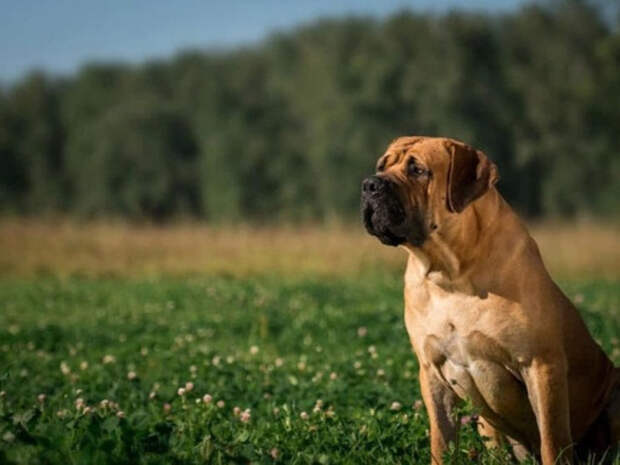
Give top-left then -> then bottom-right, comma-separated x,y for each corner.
1,0 -> 528,83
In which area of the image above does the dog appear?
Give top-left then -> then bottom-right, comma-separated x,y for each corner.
361,136 -> 619,464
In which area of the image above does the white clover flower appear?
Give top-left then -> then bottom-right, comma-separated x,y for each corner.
329,372 -> 338,380
357,326 -> 368,337
149,391 -> 156,400
233,406 -> 241,417
202,394 -> 212,404
127,371 -> 137,380
250,345 -> 259,355
239,409 -> 251,423
185,381 -> 194,392
275,357 -> 284,367
163,403 -> 172,413
177,387 -> 186,396
80,361 -> 88,370
37,394 -> 46,403
270,448 -> 279,459
354,361 -> 362,369
216,400 -> 225,408
116,411 -> 125,418
390,401 -> 402,411
60,362 -> 71,375
376,369 -> 385,377
102,355 -> 116,364
300,411 -> 309,420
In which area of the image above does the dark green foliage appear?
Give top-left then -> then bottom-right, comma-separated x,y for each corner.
0,73 -> 65,212
0,1 -> 618,220
65,99 -> 200,219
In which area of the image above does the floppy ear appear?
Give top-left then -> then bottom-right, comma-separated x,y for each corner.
446,141 -> 499,213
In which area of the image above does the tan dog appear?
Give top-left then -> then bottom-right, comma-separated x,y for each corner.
361,136 -> 619,464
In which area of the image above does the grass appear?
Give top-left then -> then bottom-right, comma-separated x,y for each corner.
1,276 -> 619,464
0,218 -> 618,279
0,220 -> 619,463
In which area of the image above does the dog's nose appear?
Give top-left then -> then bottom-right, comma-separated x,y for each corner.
362,175 -> 387,194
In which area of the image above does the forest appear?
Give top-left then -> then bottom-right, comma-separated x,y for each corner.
1,0 -> 618,221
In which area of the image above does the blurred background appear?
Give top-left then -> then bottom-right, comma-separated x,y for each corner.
1,5 -> 619,462
0,0 -> 618,278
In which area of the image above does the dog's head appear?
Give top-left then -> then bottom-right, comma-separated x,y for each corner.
361,136 -> 499,247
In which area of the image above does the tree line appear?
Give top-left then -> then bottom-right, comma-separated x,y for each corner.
1,1 -> 618,221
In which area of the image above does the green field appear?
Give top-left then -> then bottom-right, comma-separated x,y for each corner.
1,275 -> 618,464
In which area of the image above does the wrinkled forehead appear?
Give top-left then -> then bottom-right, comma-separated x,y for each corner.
376,137 -> 451,171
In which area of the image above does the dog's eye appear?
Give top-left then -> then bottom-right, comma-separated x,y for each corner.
408,159 -> 428,177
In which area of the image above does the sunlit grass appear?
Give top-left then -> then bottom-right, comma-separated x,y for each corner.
0,219 -> 618,463
0,218 -> 618,279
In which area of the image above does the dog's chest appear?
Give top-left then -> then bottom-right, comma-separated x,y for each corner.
404,271 -> 537,440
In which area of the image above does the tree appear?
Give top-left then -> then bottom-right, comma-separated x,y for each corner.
1,72 -> 65,212
65,99 -> 199,219
1,2 -> 618,220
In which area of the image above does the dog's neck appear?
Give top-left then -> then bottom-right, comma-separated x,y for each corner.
404,189 -> 541,299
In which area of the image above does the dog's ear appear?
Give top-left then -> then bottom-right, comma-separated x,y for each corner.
446,141 -> 499,213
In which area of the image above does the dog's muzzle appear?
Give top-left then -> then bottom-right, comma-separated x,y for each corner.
361,176 -> 407,246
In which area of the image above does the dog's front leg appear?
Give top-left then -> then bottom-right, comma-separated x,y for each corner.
524,359 -> 574,465
419,365 -> 460,465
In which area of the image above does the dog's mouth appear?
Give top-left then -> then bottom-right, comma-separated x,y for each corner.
362,191 -> 428,248
362,198 -> 407,247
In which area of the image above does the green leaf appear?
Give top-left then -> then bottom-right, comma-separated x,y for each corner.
235,430 -> 249,443
102,416 -> 119,432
